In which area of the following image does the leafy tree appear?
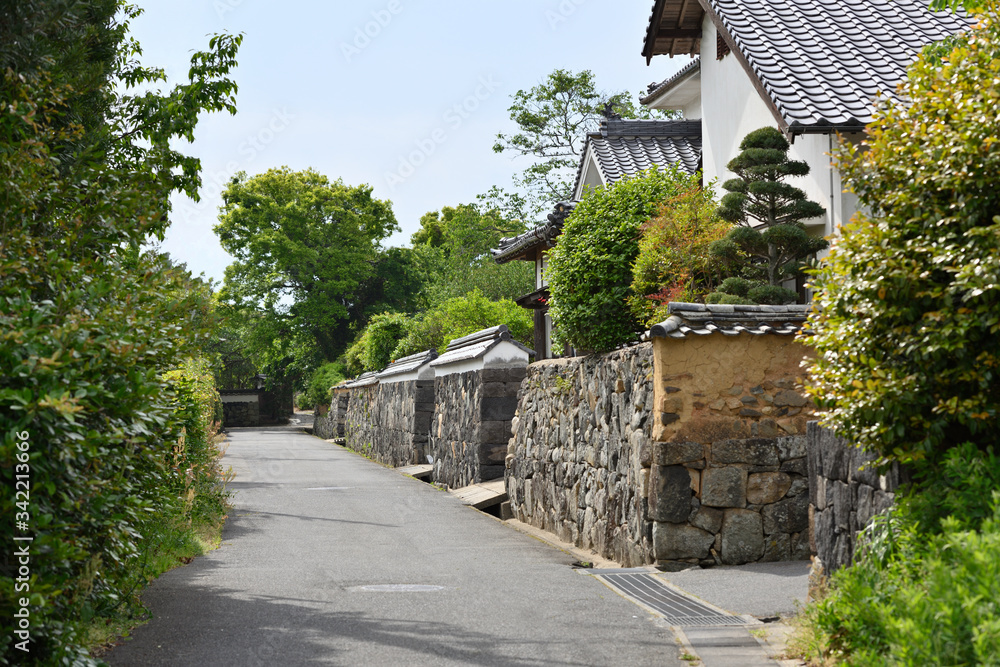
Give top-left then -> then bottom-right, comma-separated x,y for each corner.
409,203 -> 533,306
391,290 -> 533,360
493,68 -> 674,211
709,127 -> 827,301
0,0 -> 240,655
298,361 -> 347,410
630,184 -> 730,324
806,11 -> 1000,468
214,168 -> 399,376
546,167 -> 699,352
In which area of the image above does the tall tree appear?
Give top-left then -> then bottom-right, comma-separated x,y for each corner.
493,68 -> 672,212
214,168 -> 398,372
409,203 -> 533,305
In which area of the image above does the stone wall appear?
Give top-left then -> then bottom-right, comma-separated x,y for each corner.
340,380 -> 434,467
222,398 -> 259,427
807,422 -> 903,573
648,332 -> 817,569
506,345 -> 655,567
315,393 -> 348,440
506,320 -> 819,570
430,367 -> 524,488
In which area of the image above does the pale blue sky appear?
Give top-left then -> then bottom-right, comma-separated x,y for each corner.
130,0 -> 688,282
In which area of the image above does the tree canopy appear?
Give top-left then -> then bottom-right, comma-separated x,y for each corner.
214,168 -> 400,375
493,68 -> 672,212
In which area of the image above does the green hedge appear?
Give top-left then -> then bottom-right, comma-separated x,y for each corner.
546,167 -> 700,352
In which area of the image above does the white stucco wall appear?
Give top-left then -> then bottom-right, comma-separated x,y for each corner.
696,15 -> 860,240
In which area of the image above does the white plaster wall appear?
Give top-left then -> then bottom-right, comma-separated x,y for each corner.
698,14 -> 858,239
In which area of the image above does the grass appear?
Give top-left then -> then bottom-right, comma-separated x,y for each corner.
86,511 -> 227,657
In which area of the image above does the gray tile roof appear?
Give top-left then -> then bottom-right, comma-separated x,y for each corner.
430,325 -> 533,368
377,348 -> 438,380
338,371 -> 379,389
491,201 -> 575,265
572,118 -> 702,198
707,0 -> 972,132
641,57 -> 700,106
648,302 -> 810,339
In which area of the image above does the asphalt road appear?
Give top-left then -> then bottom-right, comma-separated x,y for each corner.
107,426 -> 685,666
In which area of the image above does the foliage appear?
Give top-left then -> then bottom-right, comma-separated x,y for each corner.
629,184 -> 730,324
796,446 -> 1000,666
298,362 -> 346,410
0,2 -> 239,661
806,13 -> 1000,467
391,290 -> 533,359
546,167 -> 700,352
493,68 -> 675,212
708,126 -> 827,292
361,312 -> 411,372
409,203 -> 534,307
214,167 -> 399,381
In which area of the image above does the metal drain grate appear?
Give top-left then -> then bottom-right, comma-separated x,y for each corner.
592,571 -> 746,627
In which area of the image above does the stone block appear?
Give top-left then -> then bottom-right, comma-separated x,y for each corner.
690,506 -> 724,534
712,438 -> 780,466
762,493 -> 810,535
791,531 -> 812,560
720,509 -> 764,564
773,389 -> 807,408
777,436 -> 808,461
414,387 -> 436,404
653,441 -> 705,466
483,382 -> 507,397
481,368 -> 507,382
653,522 -> 716,560
413,413 -> 433,433
481,420 -> 513,444
831,480 -> 852,531
701,466 -> 747,508
786,476 -> 808,497
479,464 -> 504,481
479,443 -> 507,465
481,396 -> 519,421
753,419 -> 779,438
649,465 -> 693,523
762,532 -> 791,562
689,469 -> 701,496
780,457 -> 807,476
747,472 -> 792,505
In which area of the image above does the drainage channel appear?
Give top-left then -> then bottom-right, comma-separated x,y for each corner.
588,569 -> 747,627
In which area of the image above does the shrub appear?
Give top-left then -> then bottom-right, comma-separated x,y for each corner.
361,312 -> 410,372
630,184 -> 729,324
547,167 -> 700,352
392,290 -> 532,358
806,12 -> 1000,467
801,445 -> 1000,666
299,362 -> 347,409
712,126 -> 827,290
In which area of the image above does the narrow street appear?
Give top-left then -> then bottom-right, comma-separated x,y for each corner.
107,426 -> 686,666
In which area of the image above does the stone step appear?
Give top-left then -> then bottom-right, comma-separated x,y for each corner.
450,478 -> 508,509
397,463 -> 433,480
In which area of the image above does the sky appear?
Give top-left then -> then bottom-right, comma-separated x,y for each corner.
129,0 -> 690,284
